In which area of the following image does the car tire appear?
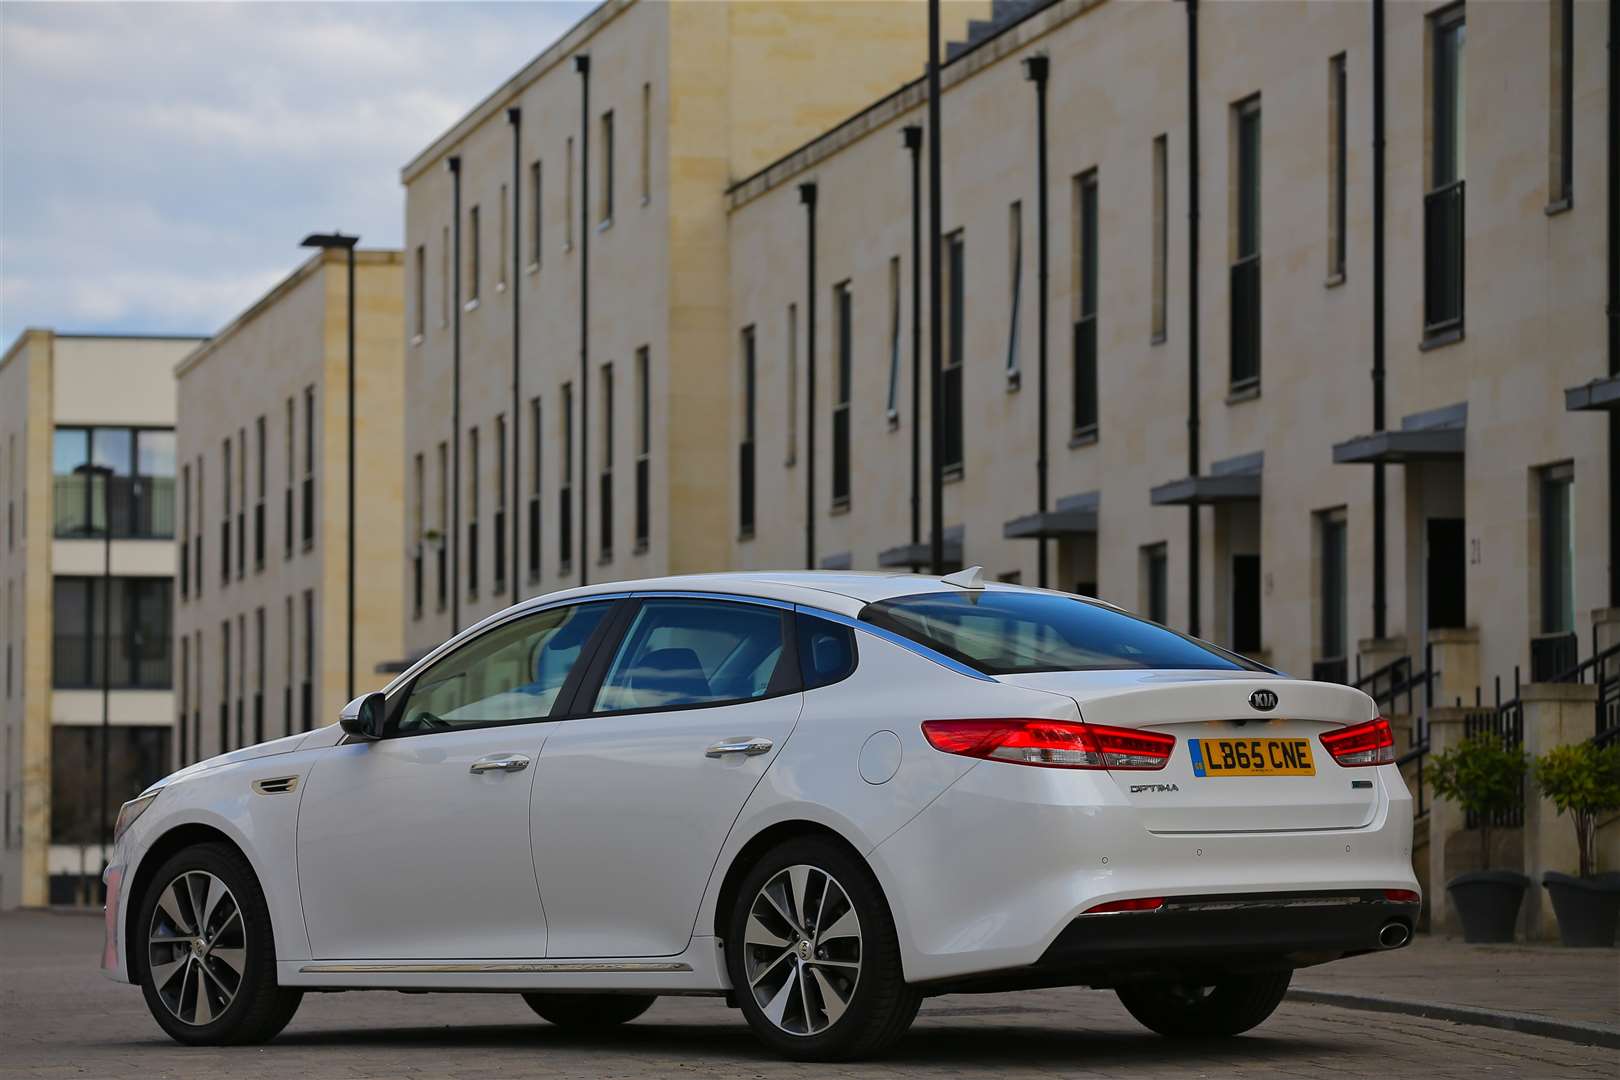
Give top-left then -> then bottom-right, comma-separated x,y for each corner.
725,836 -> 920,1061
522,993 -> 656,1028
1115,971 -> 1292,1038
136,841 -> 302,1046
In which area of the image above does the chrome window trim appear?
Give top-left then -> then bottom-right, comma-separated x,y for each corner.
796,605 -> 996,683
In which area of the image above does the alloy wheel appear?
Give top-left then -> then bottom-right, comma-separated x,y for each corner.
147,870 -> 246,1026
742,863 -> 862,1036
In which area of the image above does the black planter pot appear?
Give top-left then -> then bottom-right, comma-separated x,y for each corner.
1542,872 -> 1620,948
1446,870 -> 1529,943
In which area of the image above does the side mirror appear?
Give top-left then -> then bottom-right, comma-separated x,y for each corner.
339,691 -> 388,740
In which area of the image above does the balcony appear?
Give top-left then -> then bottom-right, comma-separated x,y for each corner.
1423,180 -> 1465,337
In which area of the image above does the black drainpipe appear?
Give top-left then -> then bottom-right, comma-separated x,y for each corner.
1609,0 -> 1619,607
1372,0 -> 1388,639
800,181 -> 818,569
1183,0 -> 1201,637
904,126 -> 924,572
508,106 -> 523,599
927,0 -> 945,575
1025,54 -> 1051,589
575,55 -> 590,587
448,155 -> 462,633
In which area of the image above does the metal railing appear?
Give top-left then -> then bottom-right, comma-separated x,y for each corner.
1531,631 -> 1579,683
1460,670 -> 1526,831
1542,635 -> 1620,746
1396,740 -> 1430,819
1352,643 -> 1437,719
1311,657 -> 1349,685
1423,180 -> 1465,334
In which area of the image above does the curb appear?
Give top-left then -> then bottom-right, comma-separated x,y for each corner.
1288,989 -> 1620,1050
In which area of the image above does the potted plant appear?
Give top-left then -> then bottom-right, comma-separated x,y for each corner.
1430,733 -> 1530,942
1532,741 -> 1620,947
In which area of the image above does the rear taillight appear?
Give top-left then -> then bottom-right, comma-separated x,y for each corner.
1320,716 -> 1396,767
921,718 -> 1175,770
1082,896 -> 1166,915
1383,889 -> 1421,904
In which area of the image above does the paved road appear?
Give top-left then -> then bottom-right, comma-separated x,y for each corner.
2,911 -> 1613,1079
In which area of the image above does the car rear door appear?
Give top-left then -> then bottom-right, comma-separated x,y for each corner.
529,595 -> 802,958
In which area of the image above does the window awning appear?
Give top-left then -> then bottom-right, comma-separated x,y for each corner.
1332,402 -> 1466,465
1003,490 -> 1099,540
1150,452 -> 1262,507
878,525 -> 964,568
819,551 -> 853,571
1565,374 -> 1620,412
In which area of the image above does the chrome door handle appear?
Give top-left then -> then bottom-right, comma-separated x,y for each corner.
470,754 -> 531,774
705,737 -> 773,759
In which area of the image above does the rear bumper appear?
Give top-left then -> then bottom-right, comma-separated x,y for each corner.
918,890 -> 1419,993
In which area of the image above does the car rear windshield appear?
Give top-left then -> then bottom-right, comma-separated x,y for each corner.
859,590 -> 1259,675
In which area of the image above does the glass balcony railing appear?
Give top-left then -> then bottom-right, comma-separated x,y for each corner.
52,475 -> 175,540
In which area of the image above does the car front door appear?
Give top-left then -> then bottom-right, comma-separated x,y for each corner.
296,601 -> 615,960
530,596 -> 803,958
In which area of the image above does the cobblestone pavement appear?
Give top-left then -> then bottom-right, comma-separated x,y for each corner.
3,912 -> 1614,1079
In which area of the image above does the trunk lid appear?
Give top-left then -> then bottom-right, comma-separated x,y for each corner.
999,670 -> 1382,832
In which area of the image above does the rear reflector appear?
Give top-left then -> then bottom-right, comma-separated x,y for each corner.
921,718 -> 1174,770
1082,897 -> 1166,915
1319,716 -> 1396,767
1383,889 -> 1421,904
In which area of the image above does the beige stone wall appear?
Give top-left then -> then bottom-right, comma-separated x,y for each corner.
174,251 -> 405,760
726,0 -> 1609,693
399,0 -> 991,660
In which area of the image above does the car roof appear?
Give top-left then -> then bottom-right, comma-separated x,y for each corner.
503,570 -> 981,620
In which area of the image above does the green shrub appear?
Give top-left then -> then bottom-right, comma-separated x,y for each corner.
1431,734 -> 1529,871
1533,742 -> 1620,878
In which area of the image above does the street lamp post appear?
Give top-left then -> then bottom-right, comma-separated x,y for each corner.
300,232 -> 358,702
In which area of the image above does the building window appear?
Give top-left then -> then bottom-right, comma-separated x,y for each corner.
1540,463 -> 1574,635
301,387 -> 315,550
440,225 -> 451,326
943,230 -> 965,476
1317,510 -> 1348,683
494,415 -> 508,594
497,184 -> 509,290
528,398 -> 542,579
179,635 -> 189,763
51,426 -> 176,539
412,452 -> 424,619
1141,543 -> 1168,625
599,363 -> 614,561
220,619 -> 231,751
529,160 -> 543,266
301,589 -> 314,732
1230,95 -> 1262,393
194,456 -> 204,597
832,282 -> 852,509
467,204 -> 481,303
1549,0 -> 1573,207
1073,170 -> 1099,439
180,462 -> 191,599
50,576 -> 174,690
236,612 -> 245,748
49,726 -> 170,854
1151,134 -> 1168,343
565,137 -> 575,250
413,243 -> 426,338
599,110 -> 614,225
885,256 -> 901,427
1328,54 -> 1348,281
467,425 -> 480,597
634,347 -> 650,551
283,599 -> 293,737
640,82 -> 652,205
235,428 -> 245,580
254,606 -> 265,745
1426,5 -> 1466,337
559,382 -> 574,568
283,397 -> 294,559
740,326 -> 757,538
253,416 -> 266,572
1006,201 -> 1023,388
436,441 -> 449,610
221,436 -> 233,585
785,304 -> 798,467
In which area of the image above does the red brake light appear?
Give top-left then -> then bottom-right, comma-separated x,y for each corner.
1320,716 -> 1396,767
921,719 -> 1174,770
1082,896 -> 1166,915
1383,889 -> 1421,904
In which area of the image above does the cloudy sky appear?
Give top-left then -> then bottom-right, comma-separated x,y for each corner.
1,1 -> 592,346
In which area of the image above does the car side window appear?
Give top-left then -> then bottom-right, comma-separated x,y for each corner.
592,598 -> 788,713
797,612 -> 856,689
393,602 -> 611,734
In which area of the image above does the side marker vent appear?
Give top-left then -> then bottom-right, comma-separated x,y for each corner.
252,776 -> 300,795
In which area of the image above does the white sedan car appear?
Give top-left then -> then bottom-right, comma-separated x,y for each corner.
103,570 -> 1419,1060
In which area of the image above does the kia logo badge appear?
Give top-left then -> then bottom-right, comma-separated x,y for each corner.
1249,689 -> 1278,712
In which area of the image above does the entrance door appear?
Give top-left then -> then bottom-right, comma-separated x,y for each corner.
1426,518 -> 1466,630
1231,554 -> 1261,654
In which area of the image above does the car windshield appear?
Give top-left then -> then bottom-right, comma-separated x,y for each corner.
860,590 -> 1258,675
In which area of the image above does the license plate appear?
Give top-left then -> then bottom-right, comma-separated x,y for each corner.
1190,737 -> 1316,777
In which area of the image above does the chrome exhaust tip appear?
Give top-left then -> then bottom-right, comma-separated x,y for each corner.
1378,921 -> 1411,949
